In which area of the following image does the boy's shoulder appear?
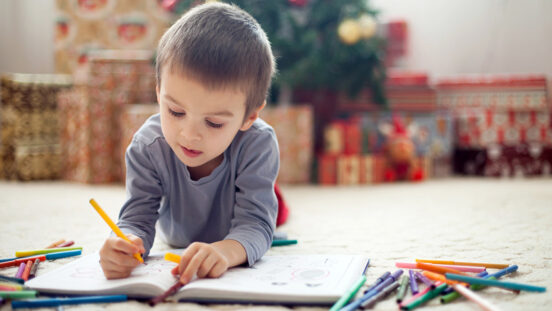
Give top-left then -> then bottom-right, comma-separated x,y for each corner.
133,113 -> 164,146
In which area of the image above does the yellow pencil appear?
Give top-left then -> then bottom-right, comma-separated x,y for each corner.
415,259 -> 509,269
89,198 -> 143,263
164,252 -> 181,264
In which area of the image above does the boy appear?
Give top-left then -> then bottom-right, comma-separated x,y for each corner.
99,2 -> 279,285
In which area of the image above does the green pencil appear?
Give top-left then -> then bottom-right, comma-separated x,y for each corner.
0,290 -> 38,299
402,283 -> 447,310
329,275 -> 366,311
271,239 -> 298,247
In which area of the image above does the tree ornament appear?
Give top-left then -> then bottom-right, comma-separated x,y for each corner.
337,19 -> 361,45
358,14 -> 377,39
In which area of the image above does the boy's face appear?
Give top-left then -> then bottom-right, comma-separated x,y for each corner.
157,68 -> 259,176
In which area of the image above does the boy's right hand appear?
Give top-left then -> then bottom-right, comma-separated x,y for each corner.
99,234 -> 145,279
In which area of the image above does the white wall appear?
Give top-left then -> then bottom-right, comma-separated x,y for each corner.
371,0 -> 552,80
0,0 -> 56,74
1,0 -> 551,79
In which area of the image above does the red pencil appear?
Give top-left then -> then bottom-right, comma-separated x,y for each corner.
0,255 -> 46,269
148,280 -> 184,306
21,260 -> 33,281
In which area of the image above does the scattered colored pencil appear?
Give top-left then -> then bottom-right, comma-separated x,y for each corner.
415,259 -> 509,269
445,273 -> 546,293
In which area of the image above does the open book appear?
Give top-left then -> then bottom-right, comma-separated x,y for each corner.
26,251 -> 369,305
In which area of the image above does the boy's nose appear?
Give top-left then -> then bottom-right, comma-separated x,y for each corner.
180,122 -> 202,142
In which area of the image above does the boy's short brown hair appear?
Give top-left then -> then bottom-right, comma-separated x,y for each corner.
156,2 -> 275,120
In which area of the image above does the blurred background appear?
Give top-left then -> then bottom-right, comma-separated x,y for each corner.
1,0 -> 551,185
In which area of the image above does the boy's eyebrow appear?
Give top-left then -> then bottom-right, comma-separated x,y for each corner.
164,94 -> 234,117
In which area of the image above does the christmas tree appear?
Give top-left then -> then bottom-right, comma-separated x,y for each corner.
162,0 -> 387,106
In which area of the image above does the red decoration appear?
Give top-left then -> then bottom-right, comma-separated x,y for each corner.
288,0 -> 308,7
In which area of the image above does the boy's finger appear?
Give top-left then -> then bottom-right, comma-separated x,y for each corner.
127,235 -> 146,253
113,237 -> 141,255
181,250 -> 208,284
208,260 -> 227,278
197,254 -> 217,278
178,244 -> 200,275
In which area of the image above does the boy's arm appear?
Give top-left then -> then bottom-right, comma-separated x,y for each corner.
211,239 -> 247,267
224,129 -> 280,266
117,136 -> 164,257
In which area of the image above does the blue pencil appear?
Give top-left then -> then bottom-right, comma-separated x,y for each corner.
45,250 -> 82,260
445,273 -> 546,293
11,295 -> 127,309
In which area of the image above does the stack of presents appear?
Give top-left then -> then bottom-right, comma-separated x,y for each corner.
0,50 -> 158,183
317,73 -> 552,185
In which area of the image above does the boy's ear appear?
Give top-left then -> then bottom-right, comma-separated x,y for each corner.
156,85 -> 160,105
240,101 -> 266,131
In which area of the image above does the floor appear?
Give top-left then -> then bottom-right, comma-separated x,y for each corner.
0,178 -> 551,310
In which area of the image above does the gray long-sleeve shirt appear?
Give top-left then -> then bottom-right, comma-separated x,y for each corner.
117,114 -> 279,266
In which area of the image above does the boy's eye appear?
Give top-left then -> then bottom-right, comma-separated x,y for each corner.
168,108 -> 185,117
206,120 -> 223,128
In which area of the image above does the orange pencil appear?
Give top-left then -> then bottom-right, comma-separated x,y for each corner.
45,239 -> 66,249
416,262 -> 471,277
416,259 -> 509,269
422,271 -> 468,287
21,260 -> 33,281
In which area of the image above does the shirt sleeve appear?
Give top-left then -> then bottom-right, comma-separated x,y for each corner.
225,129 -> 280,266
117,136 -> 164,257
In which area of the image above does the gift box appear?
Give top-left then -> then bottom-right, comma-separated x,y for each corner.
261,105 -> 314,184
454,108 -> 551,148
0,74 -> 71,180
55,0 -> 174,74
58,50 -> 155,183
454,144 -> 552,177
119,103 -> 159,181
317,155 -> 337,185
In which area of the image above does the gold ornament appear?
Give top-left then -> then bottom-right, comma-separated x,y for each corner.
358,14 -> 377,39
338,19 -> 361,45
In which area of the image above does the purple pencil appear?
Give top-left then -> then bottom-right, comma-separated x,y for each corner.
415,271 -> 436,289
409,269 -> 419,295
15,262 -> 26,279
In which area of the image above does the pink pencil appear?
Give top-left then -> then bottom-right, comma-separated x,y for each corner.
399,282 -> 442,307
395,262 -> 486,273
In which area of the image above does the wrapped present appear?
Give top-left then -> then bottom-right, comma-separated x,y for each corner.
55,0 -> 174,74
437,75 -> 548,111
455,108 -> 551,148
484,144 -> 552,177
58,50 -> 156,183
14,143 -> 61,181
323,121 -> 345,155
318,155 -> 337,185
260,105 -> 314,184
0,74 -> 71,180
337,155 -> 360,185
119,103 -> 159,181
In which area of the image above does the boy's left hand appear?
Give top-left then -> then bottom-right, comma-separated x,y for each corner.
171,242 -> 230,284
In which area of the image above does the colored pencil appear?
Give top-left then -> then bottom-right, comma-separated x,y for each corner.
401,283 -> 447,310
452,284 -> 501,311
416,262 -> 470,277
11,295 -> 127,308
396,275 -> 410,303
21,260 -> 33,281
149,281 -> 184,306
445,273 -> 546,293
361,281 -> 400,309
271,239 -> 298,247
0,290 -> 37,299
14,263 -> 26,279
329,274 -> 366,311
422,271 -> 468,287
164,252 -> 181,263
56,241 -> 75,248
45,239 -> 66,249
15,247 -> 82,258
0,256 -> 46,269
415,259 -> 509,269
395,262 -> 486,273
89,199 -> 143,263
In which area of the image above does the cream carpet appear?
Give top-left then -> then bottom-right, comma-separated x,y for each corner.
0,178 -> 551,311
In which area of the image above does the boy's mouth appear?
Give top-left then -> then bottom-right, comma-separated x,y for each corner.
181,146 -> 202,158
